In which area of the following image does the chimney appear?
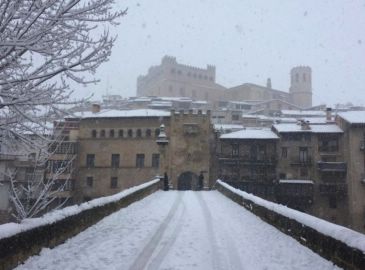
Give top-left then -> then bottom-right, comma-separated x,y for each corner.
299,119 -> 311,130
91,103 -> 100,113
266,78 -> 272,89
326,107 -> 332,121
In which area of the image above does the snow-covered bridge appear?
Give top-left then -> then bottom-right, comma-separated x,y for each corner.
15,190 -> 340,270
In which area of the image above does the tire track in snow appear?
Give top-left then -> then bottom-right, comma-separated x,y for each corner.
195,192 -> 222,270
206,193 -> 244,270
196,192 -> 244,270
146,201 -> 186,270
129,192 -> 184,270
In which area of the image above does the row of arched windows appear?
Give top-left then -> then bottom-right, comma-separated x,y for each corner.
91,128 -> 160,139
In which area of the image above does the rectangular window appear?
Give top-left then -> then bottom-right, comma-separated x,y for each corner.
86,176 -> 93,187
111,154 -> 120,168
329,196 -> 337,209
136,154 -> 145,168
281,147 -> 287,158
232,114 -> 239,121
110,177 -> 118,189
152,153 -> 160,168
232,144 -> 239,157
299,147 -> 308,163
86,154 -> 95,167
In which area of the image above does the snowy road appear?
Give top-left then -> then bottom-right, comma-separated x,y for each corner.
16,191 -> 340,270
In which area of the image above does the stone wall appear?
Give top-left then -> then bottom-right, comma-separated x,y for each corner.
0,180 -> 161,270
216,181 -> 365,270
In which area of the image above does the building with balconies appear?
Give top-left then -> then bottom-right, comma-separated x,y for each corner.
217,128 -> 279,199
272,120 -> 349,224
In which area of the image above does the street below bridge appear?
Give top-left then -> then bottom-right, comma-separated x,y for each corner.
16,191 -> 340,270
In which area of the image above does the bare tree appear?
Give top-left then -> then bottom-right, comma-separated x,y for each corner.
0,0 -> 125,145
0,0 -> 125,221
8,140 -> 76,222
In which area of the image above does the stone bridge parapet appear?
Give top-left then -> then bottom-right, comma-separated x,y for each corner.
216,180 -> 365,270
0,179 -> 161,270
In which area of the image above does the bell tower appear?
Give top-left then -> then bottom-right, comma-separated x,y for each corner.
289,66 -> 312,108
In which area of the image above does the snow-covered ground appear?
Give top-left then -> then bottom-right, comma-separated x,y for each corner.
16,191 -> 340,270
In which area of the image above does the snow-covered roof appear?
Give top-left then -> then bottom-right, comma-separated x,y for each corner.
273,123 -> 343,133
338,111 -> 365,124
242,114 -> 259,119
74,109 -> 170,119
281,110 -> 326,117
310,124 -> 343,133
220,128 -> 279,140
279,179 -> 314,184
192,100 -> 208,105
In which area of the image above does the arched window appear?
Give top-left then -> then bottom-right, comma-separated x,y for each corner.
92,130 -> 97,138
109,129 -> 115,138
146,129 -> 152,137
136,129 -> 142,138
303,73 -> 306,82
155,128 -> 160,137
118,129 -> 124,138
128,129 -> 133,138
100,130 -> 105,138
295,73 -> 299,83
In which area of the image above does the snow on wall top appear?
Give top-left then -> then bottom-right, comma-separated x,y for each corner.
279,179 -> 314,184
338,111 -> 365,124
273,123 -> 343,133
214,124 -> 244,131
220,128 -> 279,140
281,110 -> 326,117
0,179 -> 160,240
217,180 -> 365,252
74,109 -> 171,119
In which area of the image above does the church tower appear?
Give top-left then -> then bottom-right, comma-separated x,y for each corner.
289,66 -> 312,108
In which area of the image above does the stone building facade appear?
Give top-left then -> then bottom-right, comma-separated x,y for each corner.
137,56 -> 312,109
165,110 -> 213,190
137,56 -> 225,103
75,110 -> 170,201
73,108 -> 214,200
272,120 -> 348,226
336,111 -> 365,232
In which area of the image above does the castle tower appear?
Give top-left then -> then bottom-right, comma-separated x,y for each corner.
289,66 -> 312,108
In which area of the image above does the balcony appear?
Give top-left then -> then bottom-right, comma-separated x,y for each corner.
290,157 -> 312,166
218,155 -> 277,166
319,183 -> 347,196
318,146 -> 339,153
317,161 -> 347,172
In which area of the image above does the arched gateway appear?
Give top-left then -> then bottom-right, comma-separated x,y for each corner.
177,171 -> 199,190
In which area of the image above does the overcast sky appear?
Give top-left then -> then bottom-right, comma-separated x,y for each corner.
74,0 -> 365,107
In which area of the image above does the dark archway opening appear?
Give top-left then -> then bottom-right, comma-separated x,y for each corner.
177,171 -> 198,190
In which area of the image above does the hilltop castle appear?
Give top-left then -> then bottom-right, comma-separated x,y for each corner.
137,56 -> 312,108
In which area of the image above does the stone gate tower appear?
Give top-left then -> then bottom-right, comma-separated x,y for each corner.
289,66 -> 312,108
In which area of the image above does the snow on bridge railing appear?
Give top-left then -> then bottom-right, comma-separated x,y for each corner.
0,178 -> 160,240
217,180 -> 365,252
0,178 -> 161,270
216,180 -> 365,270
